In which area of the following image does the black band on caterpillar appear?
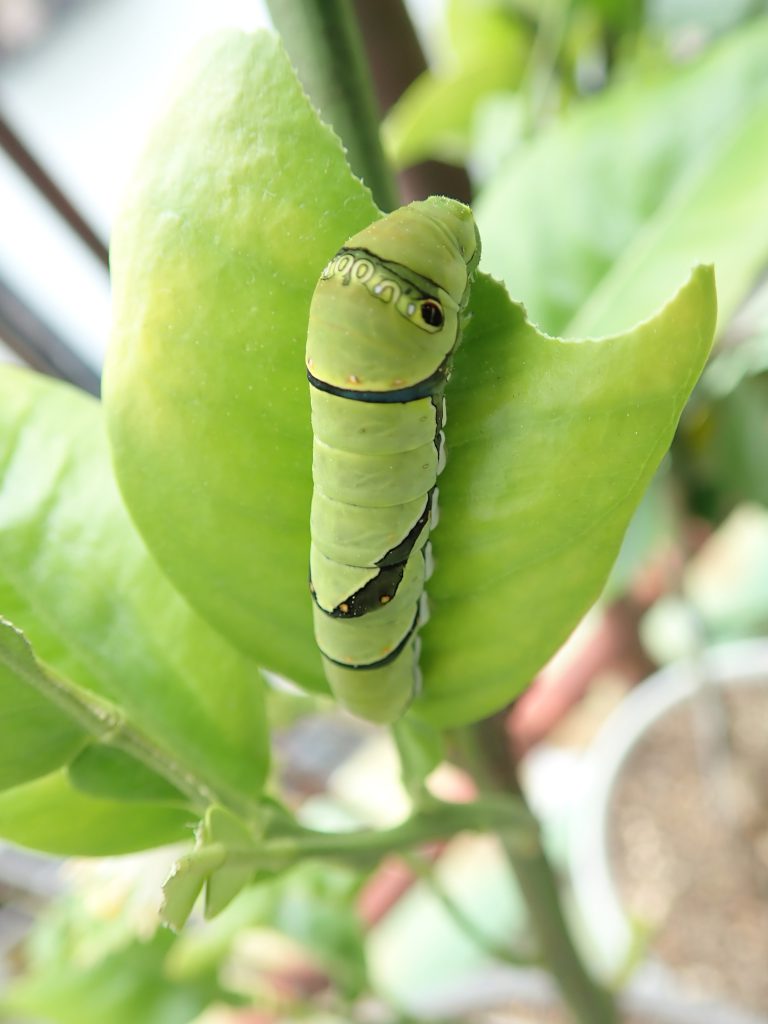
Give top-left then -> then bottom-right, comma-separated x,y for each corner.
307,361 -> 452,405
318,608 -> 421,671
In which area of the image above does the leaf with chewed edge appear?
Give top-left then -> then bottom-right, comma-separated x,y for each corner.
104,29 -> 717,728
418,267 -> 716,725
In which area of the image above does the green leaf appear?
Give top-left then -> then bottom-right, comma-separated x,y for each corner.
419,270 -> 715,724
2,927 -> 229,1024
0,617 -> 187,806
68,745 -> 187,804
167,862 -> 368,999
383,1 -> 531,168
706,376 -> 768,509
105,30 -> 378,696
0,618 -> 88,790
161,845 -> 225,933
161,806 -> 261,929
567,94 -> 768,338
476,20 -> 768,336
104,29 -> 716,729
0,770 -> 193,855
0,366 -> 268,810
203,806 -> 260,918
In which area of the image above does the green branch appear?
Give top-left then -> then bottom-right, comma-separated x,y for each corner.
185,794 -> 537,877
267,794 -> 537,867
402,850 -> 539,968
455,714 -> 620,1024
2,619 -> 252,816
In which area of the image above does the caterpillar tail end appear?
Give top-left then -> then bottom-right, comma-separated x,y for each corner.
321,643 -> 418,725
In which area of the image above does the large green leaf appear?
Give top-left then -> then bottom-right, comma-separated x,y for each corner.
0,770 -> 192,855
0,367 -> 268,809
105,30 -> 716,728
0,618 -> 88,790
105,31 -> 378,695
421,270 -> 715,724
476,19 -> 768,336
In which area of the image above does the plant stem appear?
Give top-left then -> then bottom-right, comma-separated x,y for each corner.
352,0 -> 472,203
402,850 -> 538,967
456,712 -> 619,1024
260,793 -> 537,871
5,622 -> 248,816
520,0 -> 572,136
266,0 -> 399,212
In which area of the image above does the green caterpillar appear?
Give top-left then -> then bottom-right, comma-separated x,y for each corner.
306,197 -> 480,723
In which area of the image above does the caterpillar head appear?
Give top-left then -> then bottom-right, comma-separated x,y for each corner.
306,199 -> 479,394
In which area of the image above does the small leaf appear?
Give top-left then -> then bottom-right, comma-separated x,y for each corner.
0,366 -> 268,808
0,618 -> 89,791
0,770 -> 193,855
203,806 -> 260,918
161,806 -> 262,929
168,862 -> 368,999
68,745 -> 187,804
161,845 -> 226,932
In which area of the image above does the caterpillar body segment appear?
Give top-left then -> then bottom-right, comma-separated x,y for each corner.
306,197 -> 480,723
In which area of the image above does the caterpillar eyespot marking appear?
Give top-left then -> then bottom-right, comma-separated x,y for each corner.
306,197 -> 480,723
420,299 -> 444,328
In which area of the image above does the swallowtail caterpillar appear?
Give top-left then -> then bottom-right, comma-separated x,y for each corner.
306,197 -> 481,723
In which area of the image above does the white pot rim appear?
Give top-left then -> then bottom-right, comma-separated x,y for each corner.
566,637 -> 768,977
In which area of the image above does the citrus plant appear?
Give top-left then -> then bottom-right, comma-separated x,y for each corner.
0,15 -> 722,1024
